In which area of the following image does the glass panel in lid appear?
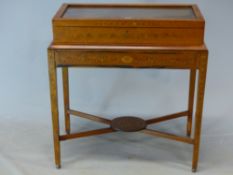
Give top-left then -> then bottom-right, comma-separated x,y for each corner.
62,6 -> 196,19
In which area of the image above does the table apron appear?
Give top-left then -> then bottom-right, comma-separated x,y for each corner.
54,50 -> 199,69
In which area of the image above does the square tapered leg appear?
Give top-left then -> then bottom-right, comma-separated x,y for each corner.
192,53 -> 208,172
62,67 -> 70,134
187,69 -> 196,137
48,49 -> 61,168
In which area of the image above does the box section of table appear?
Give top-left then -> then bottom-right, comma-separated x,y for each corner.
50,45 -> 207,69
52,4 -> 205,46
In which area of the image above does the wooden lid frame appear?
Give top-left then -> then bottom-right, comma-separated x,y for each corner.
53,4 -> 205,28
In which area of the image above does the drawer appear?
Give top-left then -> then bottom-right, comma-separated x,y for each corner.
55,50 -> 197,69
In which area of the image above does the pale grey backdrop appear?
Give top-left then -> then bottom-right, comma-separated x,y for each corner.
0,0 -> 233,175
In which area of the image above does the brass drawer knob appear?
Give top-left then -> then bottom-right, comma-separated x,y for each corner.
121,56 -> 133,63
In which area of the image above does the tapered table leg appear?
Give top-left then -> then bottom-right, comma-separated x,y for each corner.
62,67 -> 70,134
192,53 -> 208,172
48,49 -> 61,168
187,69 -> 196,137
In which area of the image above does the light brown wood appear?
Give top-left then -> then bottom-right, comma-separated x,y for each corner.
53,3 -> 68,19
192,52 -> 208,172
68,109 -> 111,125
141,129 -> 194,144
192,4 -> 205,19
52,4 -> 205,46
53,4 -> 205,27
62,67 -> 70,134
48,49 -> 61,168
53,27 -> 204,46
48,3 -> 208,172
55,50 -> 198,69
146,111 -> 189,125
187,69 -> 196,137
49,44 -> 207,51
59,128 -> 115,141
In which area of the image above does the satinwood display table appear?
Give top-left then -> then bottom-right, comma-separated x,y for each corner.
48,4 -> 208,172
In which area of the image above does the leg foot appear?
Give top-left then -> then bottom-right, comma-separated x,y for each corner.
192,168 -> 197,173
56,164 -> 61,169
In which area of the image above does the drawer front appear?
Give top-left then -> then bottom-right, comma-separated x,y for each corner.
53,27 -> 204,46
55,50 -> 197,69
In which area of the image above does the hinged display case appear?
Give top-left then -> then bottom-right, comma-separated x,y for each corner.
52,4 -> 205,46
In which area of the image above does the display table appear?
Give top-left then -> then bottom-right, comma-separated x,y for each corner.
48,4 -> 208,172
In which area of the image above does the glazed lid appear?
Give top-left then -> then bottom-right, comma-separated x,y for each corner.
53,4 -> 205,28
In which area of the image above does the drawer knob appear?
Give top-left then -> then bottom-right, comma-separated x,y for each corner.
121,56 -> 133,63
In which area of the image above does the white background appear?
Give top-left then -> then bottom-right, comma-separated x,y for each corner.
0,0 -> 233,174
